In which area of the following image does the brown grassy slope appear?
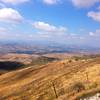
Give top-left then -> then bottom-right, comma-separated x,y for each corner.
43,53 -> 83,59
0,53 -> 57,75
0,57 -> 100,100
0,53 -> 40,64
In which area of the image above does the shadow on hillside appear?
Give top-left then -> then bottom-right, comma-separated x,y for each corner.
0,61 -> 24,71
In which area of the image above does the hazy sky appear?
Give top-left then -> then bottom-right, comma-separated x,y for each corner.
0,0 -> 100,46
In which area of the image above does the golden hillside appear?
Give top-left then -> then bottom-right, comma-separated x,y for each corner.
0,55 -> 100,100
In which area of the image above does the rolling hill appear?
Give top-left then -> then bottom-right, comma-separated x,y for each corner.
0,54 -> 100,100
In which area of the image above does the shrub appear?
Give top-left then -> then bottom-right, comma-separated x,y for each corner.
71,82 -> 85,93
68,60 -> 72,63
58,88 -> 65,96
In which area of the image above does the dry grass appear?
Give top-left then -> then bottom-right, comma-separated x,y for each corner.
0,55 -> 100,100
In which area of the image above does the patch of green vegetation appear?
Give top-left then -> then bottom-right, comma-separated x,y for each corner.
73,54 -> 100,61
30,56 -> 58,66
18,56 -> 58,71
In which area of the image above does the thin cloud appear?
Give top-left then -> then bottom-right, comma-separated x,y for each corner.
87,11 -> 100,22
89,29 -> 100,36
43,0 -> 60,5
0,0 -> 30,5
71,0 -> 100,8
0,27 -> 7,33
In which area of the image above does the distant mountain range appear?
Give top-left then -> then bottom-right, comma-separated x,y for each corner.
0,41 -> 100,54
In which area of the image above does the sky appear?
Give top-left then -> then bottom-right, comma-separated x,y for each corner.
0,0 -> 100,47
